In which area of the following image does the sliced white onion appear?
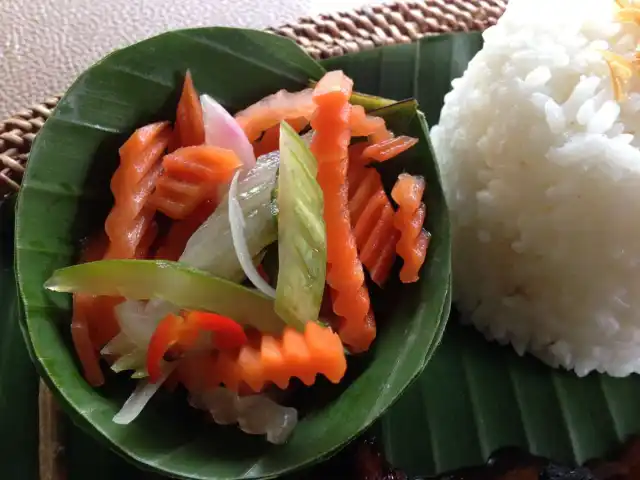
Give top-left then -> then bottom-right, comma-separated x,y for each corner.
112,363 -> 177,425
228,170 -> 276,298
111,351 -> 145,373
201,94 -> 256,171
101,332 -> 135,356
115,300 -> 159,350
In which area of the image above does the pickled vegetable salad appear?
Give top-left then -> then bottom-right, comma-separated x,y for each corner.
45,70 -> 431,444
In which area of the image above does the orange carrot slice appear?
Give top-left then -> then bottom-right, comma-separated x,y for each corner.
175,351 -> 221,396
362,136 -> 419,163
72,295 -> 105,387
252,117 -> 308,157
155,199 -> 217,261
349,169 -> 383,226
369,230 -> 400,287
71,231 -> 117,386
211,322 -> 346,393
350,170 -> 399,287
104,121 -> 171,259
149,146 -> 241,220
163,146 -> 242,184
346,142 -> 372,195
391,173 -> 431,283
235,88 -> 315,142
349,105 -> 393,143
114,121 -> 170,192
310,70 -> 376,353
172,70 -> 205,150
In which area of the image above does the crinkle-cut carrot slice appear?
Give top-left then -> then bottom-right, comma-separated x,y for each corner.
113,122 -> 171,194
338,309 -> 376,353
175,352 -> 220,395
236,89 -> 315,142
346,142 -> 373,208
106,163 -> 163,238
281,328 -> 315,386
162,146 -> 243,184
155,199 -> 217,261
304,322 -> 346,383
104,206 -> 157,260
85,296 -> 123,349
312,71 -> 353,106
348,159 -> 399,287
78,233 -> 122,344
362,136 -> 419,163
209,323 -> 346,393
237,343 -> 266,392
369,230 -> 400,287
351,188 -> 398,288
349,105 -> 393,143
391,173 -> 430,283
391,172 -> 425,218
353,190 -> 387,249
360,202 -> 395,271
134,220 -> 159,259
71,230 -> 119,386
310,70 -> 375,353
149,146 -> 241,220
105,122 -> 171,260
349,170 -> 383,226
216,349 -> 243,393
260,335 -> 288,389
149,196 -> 199,223
172,70 -> 205,150
71,294 -> 105,387
329,285 -> 369,327
252,116 -> 309,157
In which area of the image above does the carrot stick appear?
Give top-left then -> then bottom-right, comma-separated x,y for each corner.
391,173 -> 430,283
172,70 -> 205,150
71,295 -> 105,387
349,104 -> 393,143
71,231 -> 116,386
235,89 -> 315,142
310,70 -> 376,353
362,136 -> 419,163
252,117 -> 308,157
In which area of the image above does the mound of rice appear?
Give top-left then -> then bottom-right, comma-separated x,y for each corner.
431,0 -> 640,376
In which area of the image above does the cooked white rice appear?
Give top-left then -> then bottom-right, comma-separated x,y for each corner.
431,0 -> 640,376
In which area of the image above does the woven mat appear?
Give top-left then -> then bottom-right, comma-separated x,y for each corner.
1,0 -> 507,478
0,0 -> 506,198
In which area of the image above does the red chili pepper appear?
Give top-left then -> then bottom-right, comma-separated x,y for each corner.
184,311 -> 248,350
146,311 -> 248,383
146,314 -> 183,383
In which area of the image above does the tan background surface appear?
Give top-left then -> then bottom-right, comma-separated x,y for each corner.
0,0 -> 385,120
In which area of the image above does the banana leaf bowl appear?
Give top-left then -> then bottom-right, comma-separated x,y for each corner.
14,27 -> 451,480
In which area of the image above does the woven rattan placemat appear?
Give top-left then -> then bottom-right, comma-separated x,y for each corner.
1,1 -> 507,478
0,0 -> 506,198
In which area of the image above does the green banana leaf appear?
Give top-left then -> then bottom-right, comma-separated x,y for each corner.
0,197 -> 39,479
328,31 -> 640,477
14,28 -> 451,479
